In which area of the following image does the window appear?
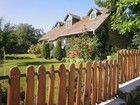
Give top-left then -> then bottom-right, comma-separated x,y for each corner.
66,20 -> 71,28
90,13 -> 96,19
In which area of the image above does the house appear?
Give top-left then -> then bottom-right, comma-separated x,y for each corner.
39,7 -> 131,57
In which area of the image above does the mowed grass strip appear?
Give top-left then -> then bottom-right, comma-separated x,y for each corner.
0,54 -> 70,76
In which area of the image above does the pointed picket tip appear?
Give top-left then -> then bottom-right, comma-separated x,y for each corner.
49,64 -> 54,73
69,64 -> 75,72
78,63 -> 83,70
86,62 -> 92,68
58,64 -> 66,72
37,65 -> 46,74
26,66 -> 34,74
9,66 -> 20,77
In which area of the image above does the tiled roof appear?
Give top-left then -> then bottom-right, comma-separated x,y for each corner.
39,8 -> 110,41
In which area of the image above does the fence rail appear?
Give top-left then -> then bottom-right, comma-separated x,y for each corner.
0,49 -> 139,105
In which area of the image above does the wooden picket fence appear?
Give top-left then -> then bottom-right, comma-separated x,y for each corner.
118,49 -> 140,83
0,49 -> 139,105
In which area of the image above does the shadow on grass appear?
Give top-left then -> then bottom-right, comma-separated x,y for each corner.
6,56 -> 33,60
18,61 -> 65,66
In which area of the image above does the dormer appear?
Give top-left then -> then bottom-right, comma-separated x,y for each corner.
87,7 -> 101,20
55,21 -> 64,28
64,13 -> 80,28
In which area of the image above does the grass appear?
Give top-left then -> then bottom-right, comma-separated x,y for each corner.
0,54 -> 82,104
0,54 -> 71,76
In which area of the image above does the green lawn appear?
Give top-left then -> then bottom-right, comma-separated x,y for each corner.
0,54 -> 71,76
0,54 -> 73,103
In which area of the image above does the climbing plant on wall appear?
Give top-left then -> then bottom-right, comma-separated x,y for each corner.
66,32 -> 102,61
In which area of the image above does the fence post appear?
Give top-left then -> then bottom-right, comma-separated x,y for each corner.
48,65 -> 55,105
36,65 -> 46,105
76,63 -> 83,105
7,67 -> 20,105
68,64 -> 75,105
24,66 -> 34,105
57,64 -> 66,105
83,62 -> 92,105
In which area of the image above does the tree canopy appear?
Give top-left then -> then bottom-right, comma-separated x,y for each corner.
95,0 -> 140,35
0,18 -> 44,54
95,0 -> 140,48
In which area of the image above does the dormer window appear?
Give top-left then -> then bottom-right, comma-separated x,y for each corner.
90,13 -> 96,19
55,21 -> 64,28
64,13 -> 80,28
66,20 -> 72,28
87,7 -> 101,20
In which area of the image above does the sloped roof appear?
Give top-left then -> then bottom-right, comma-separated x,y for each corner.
55,21 -> 64,27
39,8 -> 110,41
87,7 -> 101,16
64,13 -> 81,21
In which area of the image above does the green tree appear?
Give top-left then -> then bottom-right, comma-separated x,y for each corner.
0,18 -> 44,54
95,0 -> 140,48
0,18 -> 17,54
54,40 -> 63,60
15,23 -> 43,53
41,42 -> 50,59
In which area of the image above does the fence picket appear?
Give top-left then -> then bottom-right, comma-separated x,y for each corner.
57,64 -> 66,105
136,50 -> 139,77
119,50 -> 123,83
36,66 -> 46,105
84,62 -> 92,105
92,62 -> 97,105
7,67 -> 20,105
97,61 -> 102,103
24,66 -> 34,105
113,60 -> 117,96
132,50 -> 134,78
110,60 -> 114,97
48,65 -> 55,105
108,60 -> 112,98
0,84 -> 1,105
127,50 -> 131,80
3,49 -> 140,105
68,64 -> 75,105
76,63 -> 83,105
103,60 -> 108,100
130,50 -> 133,79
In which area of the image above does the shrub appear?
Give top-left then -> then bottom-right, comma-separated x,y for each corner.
54,40 -> 63,60
41,42 -> 50,59
28,44 -> 41,57
66,32 -> 102,61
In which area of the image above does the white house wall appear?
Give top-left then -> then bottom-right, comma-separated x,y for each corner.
61,38 -> 67,49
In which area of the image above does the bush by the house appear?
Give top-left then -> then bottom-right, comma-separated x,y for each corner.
54,40 -> 63,60
66,32 -> 102,61
28,44 -> 41,57
41,41 -> 50,59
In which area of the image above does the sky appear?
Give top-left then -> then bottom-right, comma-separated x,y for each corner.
0,0 -> 99,33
